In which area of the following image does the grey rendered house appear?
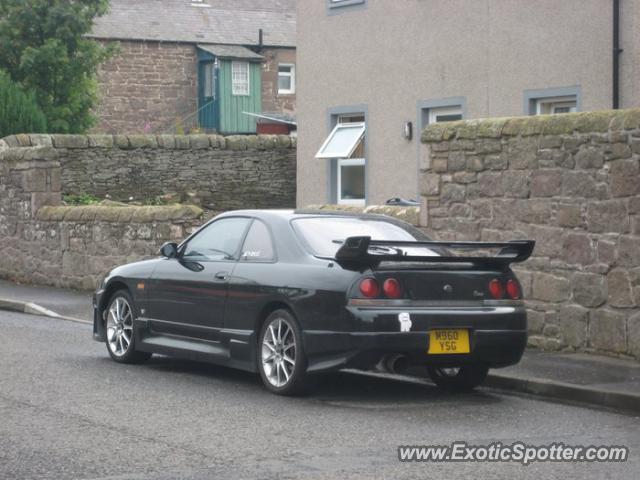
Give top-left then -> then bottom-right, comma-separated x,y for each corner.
296,0 -> 640,207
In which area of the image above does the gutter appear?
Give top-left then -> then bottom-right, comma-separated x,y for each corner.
613,0 -> 623,109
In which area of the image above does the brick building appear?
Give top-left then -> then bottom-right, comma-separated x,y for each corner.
90,0 -> 296,134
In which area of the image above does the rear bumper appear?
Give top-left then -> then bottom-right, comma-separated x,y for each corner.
303,303 -> 527,372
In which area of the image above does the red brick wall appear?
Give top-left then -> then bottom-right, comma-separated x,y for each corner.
260,47 -> 296,115
95,40 -> 197,134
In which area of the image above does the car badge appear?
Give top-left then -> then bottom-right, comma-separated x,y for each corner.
443,284 -> 453,294
398,312 -> 412,332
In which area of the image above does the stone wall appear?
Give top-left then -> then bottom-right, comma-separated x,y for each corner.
419,109 -> 640,360
96,40 -> 198,134
0,132 -> 296,290
0,136 -> 204,289
1,133 -> 296,211
3,204 -> 203,290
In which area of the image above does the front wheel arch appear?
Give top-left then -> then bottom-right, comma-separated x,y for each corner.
100,280 -> 130,320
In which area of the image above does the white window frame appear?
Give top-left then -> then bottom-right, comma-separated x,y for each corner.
428,105 -> 463,124
231,61 -> 250,96
337,158 -> 366,206
277,64 -> 295,95
315,122 -> 365,159
535,96 -> 578,115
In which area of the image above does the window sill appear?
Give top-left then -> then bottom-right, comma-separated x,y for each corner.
338,199 -> 366,207
327,0 -> 366,14
329,0 -> 365,9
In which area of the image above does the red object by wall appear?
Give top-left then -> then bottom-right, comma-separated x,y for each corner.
257,122 -> 291,135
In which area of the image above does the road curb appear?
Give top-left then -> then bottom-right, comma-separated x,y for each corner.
348,369 -> 640,414
484,372 -> 640,414
0,297 -> 90,324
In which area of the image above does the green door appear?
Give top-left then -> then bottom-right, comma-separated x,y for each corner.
218,60 -> 261,134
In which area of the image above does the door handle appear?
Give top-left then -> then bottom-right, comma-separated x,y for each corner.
214,271 -> 229,281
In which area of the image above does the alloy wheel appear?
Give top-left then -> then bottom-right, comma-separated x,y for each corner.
261,317 -> 296,388
106,297 -> 134,357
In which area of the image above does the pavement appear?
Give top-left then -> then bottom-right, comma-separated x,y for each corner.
0,279 -> 92,321
1,278 -> 639,415
1,310 -> 639,479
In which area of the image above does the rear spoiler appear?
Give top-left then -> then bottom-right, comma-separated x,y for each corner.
333,236 -> 535,269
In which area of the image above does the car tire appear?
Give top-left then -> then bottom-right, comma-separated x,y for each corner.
427,364 -> 489,392
104,289 -> 152,364
257,309 -> 307,396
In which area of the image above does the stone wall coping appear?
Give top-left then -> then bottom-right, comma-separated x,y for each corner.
306,204 -> 420,226
0,133 -> 296,151
36,204 -> 204,223
421,108 -> 640,143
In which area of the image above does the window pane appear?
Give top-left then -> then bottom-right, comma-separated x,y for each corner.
316,123 -> 365,158
428,106 -> 463,124
241,220 -> 275,262
232,61 -> 249,96
435,114 -> 462,122
536,97 -> 577,115
278,65 -> 292,74
278,75 -> 291,91
338,114 -> 365,124
203,64 -> 215,98
183,218 -> 250,261
292,217 -> 426,257
340,163 -> 365,201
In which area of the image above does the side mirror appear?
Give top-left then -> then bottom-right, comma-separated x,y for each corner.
159,242 -> 178,259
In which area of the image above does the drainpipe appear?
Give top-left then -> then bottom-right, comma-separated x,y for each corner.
613,0 -> 623,109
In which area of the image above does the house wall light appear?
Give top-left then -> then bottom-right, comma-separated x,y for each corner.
403,121 -> 413,140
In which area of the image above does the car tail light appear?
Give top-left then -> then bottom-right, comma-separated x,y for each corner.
359,278 -> 380,298
383,278 -> 402,299
488,279 -> 504,299
506,279 -> 521,299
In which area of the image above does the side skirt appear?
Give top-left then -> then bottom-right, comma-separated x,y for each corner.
134,317 -> 258,373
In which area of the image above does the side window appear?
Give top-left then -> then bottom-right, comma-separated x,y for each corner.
182,217 -> 250,261
240,220 -> 275,262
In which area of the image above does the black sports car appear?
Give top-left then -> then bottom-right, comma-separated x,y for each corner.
93,210 -> 534,395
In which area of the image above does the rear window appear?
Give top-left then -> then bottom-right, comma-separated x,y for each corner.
291,216 -> 427,257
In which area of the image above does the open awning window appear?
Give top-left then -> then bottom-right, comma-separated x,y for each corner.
315,122 -> 365,159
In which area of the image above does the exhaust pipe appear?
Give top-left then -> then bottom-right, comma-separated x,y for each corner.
379,354 -> 410,374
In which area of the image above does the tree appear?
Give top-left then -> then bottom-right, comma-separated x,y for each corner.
0,70 -> 47,137
0,1 -> 114,133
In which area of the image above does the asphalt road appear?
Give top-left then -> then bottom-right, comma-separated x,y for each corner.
1,311 -> 639,480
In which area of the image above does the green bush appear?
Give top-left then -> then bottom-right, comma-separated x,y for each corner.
0,70 -> 47,137
62,193 -> 101,206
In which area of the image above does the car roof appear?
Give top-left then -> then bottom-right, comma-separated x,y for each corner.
215,209 -> 401,222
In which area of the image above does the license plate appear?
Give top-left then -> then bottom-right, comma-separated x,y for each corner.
428,329 -> 470,354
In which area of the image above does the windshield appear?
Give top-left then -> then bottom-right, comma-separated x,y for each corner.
291,216 -> 434,257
